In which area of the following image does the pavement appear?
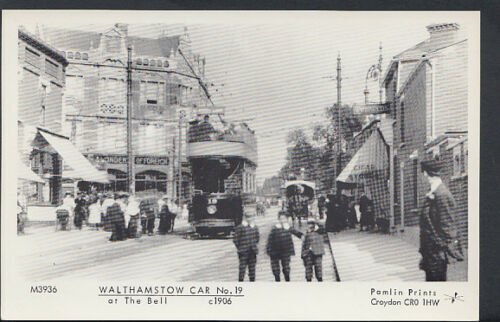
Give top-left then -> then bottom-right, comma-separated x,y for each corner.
328,227 -> 467,281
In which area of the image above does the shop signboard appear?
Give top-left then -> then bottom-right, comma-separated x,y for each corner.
85,154 -> 169,166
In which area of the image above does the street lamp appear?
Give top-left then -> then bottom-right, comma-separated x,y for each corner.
363,43 -> 383,104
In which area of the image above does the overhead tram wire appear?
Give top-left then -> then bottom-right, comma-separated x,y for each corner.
62,60 -> 203,82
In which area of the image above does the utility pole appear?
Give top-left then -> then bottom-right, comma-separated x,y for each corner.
336,53 -> 342,196
378,42 -> 383,104
127,45 -> 135,194
177,110 -> 186,206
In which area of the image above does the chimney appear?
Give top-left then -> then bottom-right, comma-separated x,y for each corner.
426,23 -> 462,48
115,23 -> 129,36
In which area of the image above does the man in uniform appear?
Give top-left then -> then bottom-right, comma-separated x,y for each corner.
233,213 -> 260,282
419,159 -> 463,281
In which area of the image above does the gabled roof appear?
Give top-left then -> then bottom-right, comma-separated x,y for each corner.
383,25 -> 466,87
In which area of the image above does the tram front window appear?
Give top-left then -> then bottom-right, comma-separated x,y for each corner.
191,158 -> 240,194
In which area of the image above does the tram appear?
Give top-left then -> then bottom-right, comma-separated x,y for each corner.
186,117 -> 257,236
282,180 -> 316,227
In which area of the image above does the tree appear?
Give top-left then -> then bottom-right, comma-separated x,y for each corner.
279,105 -> 363,194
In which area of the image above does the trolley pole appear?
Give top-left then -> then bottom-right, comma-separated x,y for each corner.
127,45 -> 135,195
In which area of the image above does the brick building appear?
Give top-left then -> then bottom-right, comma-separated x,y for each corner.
39,24 -> 210,196
382,23 -> 468,230
18,28 -> 68,205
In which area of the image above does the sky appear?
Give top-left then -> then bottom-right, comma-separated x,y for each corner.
22,11 -> 473,186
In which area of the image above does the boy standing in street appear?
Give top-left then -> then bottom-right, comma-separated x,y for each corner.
266,211 -> 301,281
300,218 -> 325,282
233,213 -> 260,282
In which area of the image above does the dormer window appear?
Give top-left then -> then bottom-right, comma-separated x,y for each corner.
157,61 -> 162,67
143,59 -> 149,66
150,60 -> 156,67
164,60 -> 169,68
75,52 -> 81,59
136,58 -> 142,65
82,53 -> 89,60
67,51 -> 74,59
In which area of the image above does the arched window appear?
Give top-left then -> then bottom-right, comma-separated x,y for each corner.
157,61 -> 162,67
82,53 -> 89,60
143,59 -> 149,66
75,52 -> 81,59
136,58 -> 142,65
150,60 -> 156,67
164,60 -> 169,68
67,51 -> 74,59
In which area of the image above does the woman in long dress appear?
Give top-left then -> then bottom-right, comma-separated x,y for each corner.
125,195 -> 140,238
88,199 -> 102,230
158,203 -> 173,235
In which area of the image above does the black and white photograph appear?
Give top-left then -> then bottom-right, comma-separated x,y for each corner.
2,10 -> 480,320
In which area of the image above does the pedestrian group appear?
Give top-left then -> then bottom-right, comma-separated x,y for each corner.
55,191 -> 180,242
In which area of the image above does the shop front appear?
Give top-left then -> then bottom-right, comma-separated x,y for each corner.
28,127 -> 109,205
84,153 -> 170,194
337,128 -> 390,223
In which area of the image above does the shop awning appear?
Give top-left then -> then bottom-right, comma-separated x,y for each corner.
38,130 -> 109,183
337,130 -> 389,184
17,159 -> 44,183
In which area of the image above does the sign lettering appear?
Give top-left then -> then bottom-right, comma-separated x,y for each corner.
86,154 -> 169,166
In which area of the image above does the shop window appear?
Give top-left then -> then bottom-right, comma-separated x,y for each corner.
135,171 -> 167,193
108,169 -> 128,192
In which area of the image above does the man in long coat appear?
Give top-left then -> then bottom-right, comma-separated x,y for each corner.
266,212 -> 302,281
419,160 -> 463,281
233,213 -> 260,282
